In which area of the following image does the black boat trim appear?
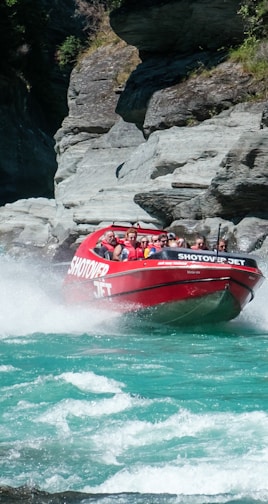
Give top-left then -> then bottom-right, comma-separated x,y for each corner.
105,276 -> 255,302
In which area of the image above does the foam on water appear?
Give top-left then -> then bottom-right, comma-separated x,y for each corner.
36,393 -> 137,426
58,371 -> 125,393
83,459 -> 268,496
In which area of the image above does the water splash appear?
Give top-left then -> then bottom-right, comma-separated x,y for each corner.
0,256 -> 118,337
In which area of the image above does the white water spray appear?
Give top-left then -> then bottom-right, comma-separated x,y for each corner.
0,256 -> 117,337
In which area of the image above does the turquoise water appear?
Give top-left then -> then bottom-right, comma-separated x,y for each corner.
0,255 -> 268,504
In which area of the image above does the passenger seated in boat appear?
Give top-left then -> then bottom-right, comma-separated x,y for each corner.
140,236 -> 150,258
167,232 -> 178,247
166,232 -> 189,248
191,235 -> 209,250
147,236 -> 162,256
121,228 -> 144,261
215,238 -> 228,252
96,231 -> 122,261
177,237 -> 189,248
159,233 -> 168,248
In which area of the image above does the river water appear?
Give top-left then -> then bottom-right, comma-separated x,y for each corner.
0,255 -> 268,504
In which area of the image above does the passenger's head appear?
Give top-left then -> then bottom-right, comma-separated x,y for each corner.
104,231 -> 117,246
151,235 -> 160,245
217,239 -> 227,251
140,236 -> 149,248
167,232 -> 176,242
177,238 -> 187,248
194,235 -> 207,249
158,233 -> 168,247
125,228 -> 138,244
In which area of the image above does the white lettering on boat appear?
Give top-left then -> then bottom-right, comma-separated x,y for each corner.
177,253 -> 245,266
93,280 -> 112,298
67,256 -> 110,279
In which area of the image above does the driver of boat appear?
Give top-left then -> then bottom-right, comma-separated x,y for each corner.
97,231 -> 123,261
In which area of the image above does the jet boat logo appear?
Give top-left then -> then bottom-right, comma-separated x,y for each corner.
177,253 -> 246,266
68,256 -> 110,279
93,279 -> 112,298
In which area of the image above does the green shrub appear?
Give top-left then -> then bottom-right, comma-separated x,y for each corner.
57,36 -> 83,68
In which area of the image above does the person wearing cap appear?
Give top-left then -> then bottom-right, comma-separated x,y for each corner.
167,232 -> 178,247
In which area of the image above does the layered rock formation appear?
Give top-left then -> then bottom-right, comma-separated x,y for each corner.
0,0 -> 268,261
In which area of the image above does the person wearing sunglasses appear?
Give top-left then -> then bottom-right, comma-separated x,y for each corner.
140,236 -> 150,258
158,233 -> 168,248
147,235 -> 162,257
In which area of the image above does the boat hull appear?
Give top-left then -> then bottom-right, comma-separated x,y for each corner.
127,289 -> 241,326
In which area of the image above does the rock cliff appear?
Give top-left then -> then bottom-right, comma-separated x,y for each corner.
0,0 -> 268,261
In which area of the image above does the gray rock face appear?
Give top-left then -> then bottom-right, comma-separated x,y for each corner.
170,126 -> 268,221
115,51 -> 224,131
143,62 -> 261,137
110,0 -> 244,54
54,42 -> 141,198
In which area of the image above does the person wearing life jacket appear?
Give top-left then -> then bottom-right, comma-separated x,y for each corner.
140,236 -> 151,258
121,228 -> 144,261
97,231 -> 122,260
147,235 -> 162,257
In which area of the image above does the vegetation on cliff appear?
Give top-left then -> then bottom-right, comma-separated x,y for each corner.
230,0 -> 268,85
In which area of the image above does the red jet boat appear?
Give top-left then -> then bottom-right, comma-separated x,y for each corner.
63,225 -> 265,326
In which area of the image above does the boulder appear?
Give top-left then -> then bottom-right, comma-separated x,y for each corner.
171,128 -> 268,220
110,0 -> 244,55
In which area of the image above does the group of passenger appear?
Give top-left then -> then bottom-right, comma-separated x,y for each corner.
96,228 -> 227,262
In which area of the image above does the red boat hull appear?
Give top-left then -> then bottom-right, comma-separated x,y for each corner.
63,225 -> 265,326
